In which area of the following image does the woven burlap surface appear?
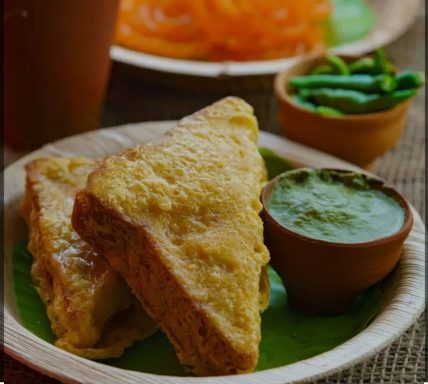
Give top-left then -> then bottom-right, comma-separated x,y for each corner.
5,10 -> 425,384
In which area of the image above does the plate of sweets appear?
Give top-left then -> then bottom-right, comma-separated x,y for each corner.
111,0 -> 421,79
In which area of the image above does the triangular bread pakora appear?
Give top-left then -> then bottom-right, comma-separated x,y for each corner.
72,97 -> 270,375
21,157 -> 156,359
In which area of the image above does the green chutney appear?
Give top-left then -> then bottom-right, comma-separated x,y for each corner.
267,169 -> 405,243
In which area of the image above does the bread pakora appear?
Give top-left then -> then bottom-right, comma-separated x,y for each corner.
21,157 -> 156,359
72,97 -> 270,375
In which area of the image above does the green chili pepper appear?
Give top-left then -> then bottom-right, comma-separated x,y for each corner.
373,49 -> 395,74
349,57 -> 376,74
299,88 -> 417,114
309,64 -> 335,75
374,49 -> 387,74
395,71 -> 425,90
289,74 -> 396,93
316,106 -> 345,117
349,55 -> 395,75
326,54 -> 350,75
292,94 -> 317,112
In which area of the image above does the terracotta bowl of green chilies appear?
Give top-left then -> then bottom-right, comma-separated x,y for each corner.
274,55 -> 417,169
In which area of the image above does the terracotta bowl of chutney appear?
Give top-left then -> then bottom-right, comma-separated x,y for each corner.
261,168 -> 413,314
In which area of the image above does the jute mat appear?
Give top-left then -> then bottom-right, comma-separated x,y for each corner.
5,10 -> 425,384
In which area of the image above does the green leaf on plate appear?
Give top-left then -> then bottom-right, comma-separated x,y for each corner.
12,241 -> 55,344
12,239 -> 382,374
104,330 -> 185,375
257,267 -> 382,370
259,147 -> 295,180
326,0 -> 376,47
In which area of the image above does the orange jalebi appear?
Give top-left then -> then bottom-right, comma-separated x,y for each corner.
114,0 -> 332,61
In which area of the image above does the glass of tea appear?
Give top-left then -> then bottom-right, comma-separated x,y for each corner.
4,0 -> 119,149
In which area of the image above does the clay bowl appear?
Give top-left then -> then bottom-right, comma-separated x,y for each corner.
261,168 -> 413,314
274,55 -> 413,169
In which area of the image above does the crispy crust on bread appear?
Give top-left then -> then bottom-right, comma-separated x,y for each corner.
72,97 -> 270,375
73,190 -> 256,374
21,157 -> 156,359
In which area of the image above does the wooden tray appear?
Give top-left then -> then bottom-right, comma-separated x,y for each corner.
4,122 -> 425,384
110,0 -> 420,82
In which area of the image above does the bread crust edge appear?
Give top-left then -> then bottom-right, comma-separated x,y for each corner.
72,190 -> 259,375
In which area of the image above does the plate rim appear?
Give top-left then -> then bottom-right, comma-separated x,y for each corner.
4,122 -> 425,384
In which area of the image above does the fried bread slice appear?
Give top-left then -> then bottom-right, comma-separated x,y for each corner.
72,97 -> 270,375
21,157 -> 156,359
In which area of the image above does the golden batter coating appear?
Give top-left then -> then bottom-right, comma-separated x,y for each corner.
72,97 -> 270,374
22,157 -> 156,359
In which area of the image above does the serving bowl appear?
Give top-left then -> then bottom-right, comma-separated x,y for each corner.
274,55 -> 414,169
261,168 -> 414,314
